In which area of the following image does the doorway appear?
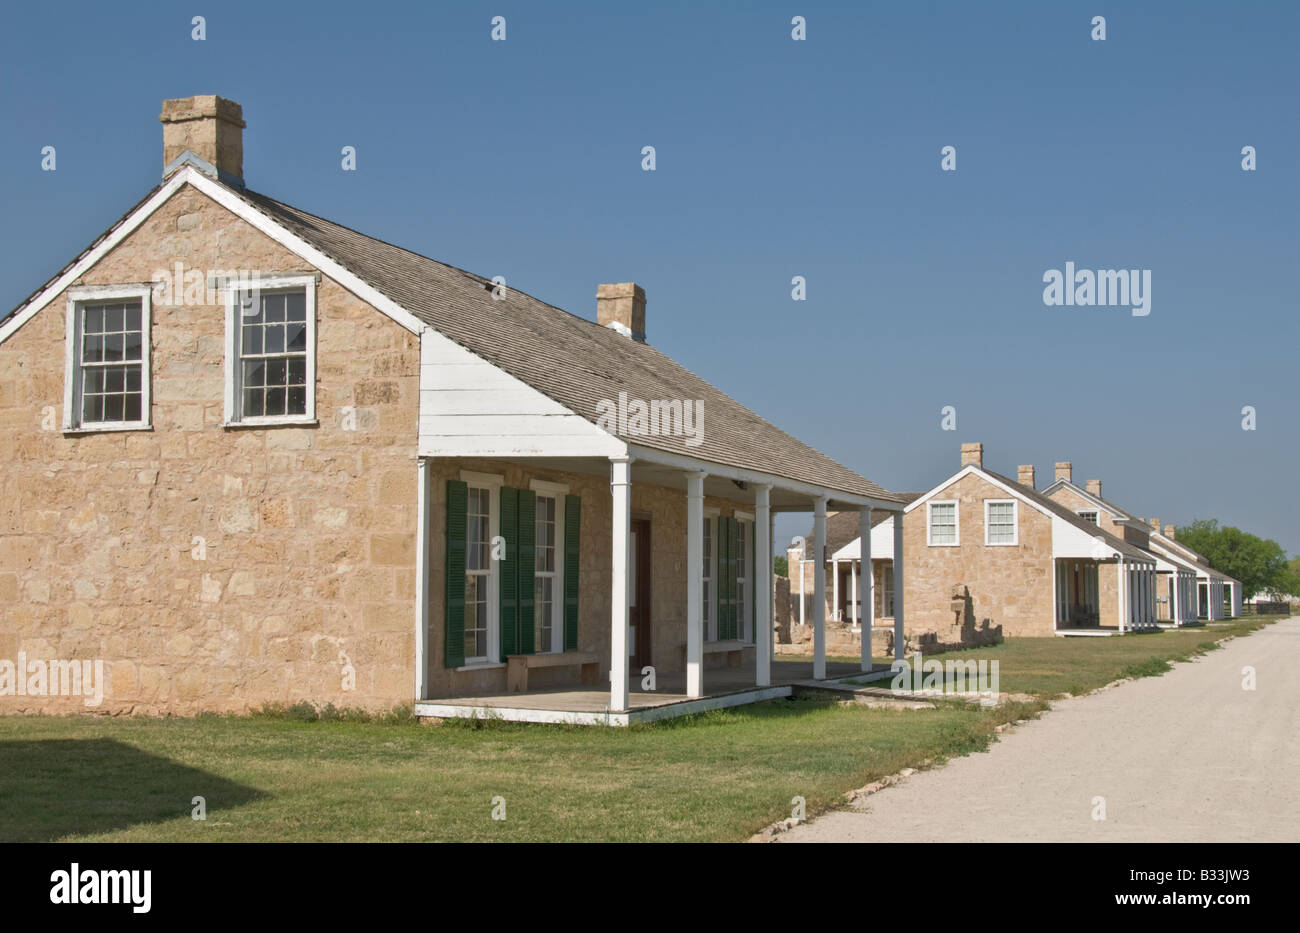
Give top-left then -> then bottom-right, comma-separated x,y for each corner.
630,518 -> 652,670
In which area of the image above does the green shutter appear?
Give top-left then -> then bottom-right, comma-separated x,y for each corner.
444,480 -> 468,668
517,488 -> 536,655
563,494 -> 581,651
499,486 -> 519,661
748,520 -> 756,642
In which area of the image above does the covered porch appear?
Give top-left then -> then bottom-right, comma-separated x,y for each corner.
1052,533 -> 1159,635
413,443 -> 907,722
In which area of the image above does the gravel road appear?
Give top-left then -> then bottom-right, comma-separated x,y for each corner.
779,618 -> 1299,842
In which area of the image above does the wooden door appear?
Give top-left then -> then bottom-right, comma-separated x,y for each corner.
629,519 -> 652,670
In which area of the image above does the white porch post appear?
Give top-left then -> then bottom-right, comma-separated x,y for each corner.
685,470 -> 706,698
832,558 -> 840,622
755,484 -> 773,688
813,497 -> 828,680
609,457 -> 632,711
1117,560 -> 1126,632
859,508 -> 873,671
893,510 -> 905,661
414,457 -> 432,702
1172,571 -> 1181,624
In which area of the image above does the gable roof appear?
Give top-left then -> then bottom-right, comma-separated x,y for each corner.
1044,479 -> 1241,583
1041,478 -> 1138,522
801,495 -> 923,558
1,170 -> 904,506
904,464 -> 1154,562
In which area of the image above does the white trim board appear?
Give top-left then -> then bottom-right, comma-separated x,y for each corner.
0,173 -> 189,346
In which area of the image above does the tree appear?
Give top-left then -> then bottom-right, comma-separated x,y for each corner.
1174,520 -> 1298,599
773,555 -> 789,577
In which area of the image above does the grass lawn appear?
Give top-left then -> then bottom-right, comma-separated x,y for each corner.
0,616 -> 1280,842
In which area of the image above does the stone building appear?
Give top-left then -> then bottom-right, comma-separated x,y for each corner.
0,95 -> 908,722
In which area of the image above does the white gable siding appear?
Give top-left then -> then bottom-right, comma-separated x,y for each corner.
418,329 -> 625,458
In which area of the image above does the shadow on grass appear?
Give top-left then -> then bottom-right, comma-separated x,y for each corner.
0,738 -> 267,842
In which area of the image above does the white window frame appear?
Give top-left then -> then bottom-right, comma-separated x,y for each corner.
703,507 -> 720,642
529,479 -> 569,654
735,511 -> 754,643
926,500 -> 960,547
223,274 -> 318,427
63,285 -> 153,433
1077,509 -> 1099,525
460,470 -> 504,666
984,499 -> 1018,546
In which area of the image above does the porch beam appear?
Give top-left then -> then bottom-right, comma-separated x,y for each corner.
686,470 -> 706,698
755,484 -> 773,688
860,507 -> 873,671
609,457 -> 632,711
813,496 -> 828,679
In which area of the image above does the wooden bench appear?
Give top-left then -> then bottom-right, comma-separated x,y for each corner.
679,640 -> 748,669
506,651 -> 600,693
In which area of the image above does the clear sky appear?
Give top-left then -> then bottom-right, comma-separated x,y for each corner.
2,1 -> 1295,553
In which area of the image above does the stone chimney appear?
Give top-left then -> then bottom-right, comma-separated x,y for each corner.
1085,479 -> 1102,497
160,95 -> 245,185
1164,524 -> 1176,541
1054,461 -> 1072,484
596,283 -> 646,342
1017,465 -> 1036,489
960,442 -> 983,469
1148,517 -> 1161,534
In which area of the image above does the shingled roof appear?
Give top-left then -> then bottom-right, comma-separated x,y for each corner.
983,469 -> 1154,562
802,495 -> 924,557
2,174 -> 905,505
231,185 -> 904,503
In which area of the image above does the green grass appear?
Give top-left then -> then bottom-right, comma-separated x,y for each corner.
0,699 -> 1034,842
0,615 -> 1280,842
898,617 -> 1274,697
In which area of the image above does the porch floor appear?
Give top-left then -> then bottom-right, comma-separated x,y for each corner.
416,659 -> 887,726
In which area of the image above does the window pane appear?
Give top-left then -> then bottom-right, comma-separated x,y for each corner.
104,395 -> 124,421
265,325 -> 285,355
243,388 -> 265,417
265,387 -> 287,417
284,291 -> 306,322
124,394 -> 142,422
83,367 -> 104,393
82,394 -> 102,423
242,324 -> 263,356
126,367 -> 141,392
287,357 -> 306,385
247,360 -> 268,388
84,306 -> 103,333
124,304 -> 141,332
266,358 -> 287,386
263,293 -> 286,323
82,335 -> 103,363
286,323 -> 307,351
105,304 -> 124,332
287,386 -> 306,415
103,333 -> 124,362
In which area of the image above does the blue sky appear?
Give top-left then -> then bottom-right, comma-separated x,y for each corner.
2,1 -> 1296,552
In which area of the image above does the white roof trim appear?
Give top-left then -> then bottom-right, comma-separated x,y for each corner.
1041,479 -> 1133,521
903,465 -> 1058,522
183,169 -> 427,336
0,172 -> 190,346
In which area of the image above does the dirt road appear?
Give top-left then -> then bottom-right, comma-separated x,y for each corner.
779,618 -> 1299,842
